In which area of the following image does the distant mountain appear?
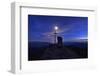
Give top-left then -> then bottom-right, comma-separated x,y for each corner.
64,39 -> 88,48
28,39 -> 88,48
64,38 -> 88,42
28,41 -> 51,48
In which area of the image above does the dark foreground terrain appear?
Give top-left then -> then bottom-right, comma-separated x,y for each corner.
28,42 -> 88,61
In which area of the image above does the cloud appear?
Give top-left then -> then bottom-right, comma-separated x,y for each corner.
42,28 -> 70,36
41,25 -> 73,43
75,37 -> 88,39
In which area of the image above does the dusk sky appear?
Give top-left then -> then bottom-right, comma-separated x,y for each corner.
28,15 -> 88,43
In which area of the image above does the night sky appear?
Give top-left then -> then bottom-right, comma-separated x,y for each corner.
28,15 -> 88,43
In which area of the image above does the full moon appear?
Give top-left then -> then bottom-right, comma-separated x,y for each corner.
54,26 -> 58,30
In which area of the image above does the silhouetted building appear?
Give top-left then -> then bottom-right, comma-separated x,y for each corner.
57,36 -> 63,47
